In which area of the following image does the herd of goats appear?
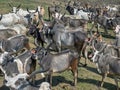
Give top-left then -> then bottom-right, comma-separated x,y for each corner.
0,0 -> 120,90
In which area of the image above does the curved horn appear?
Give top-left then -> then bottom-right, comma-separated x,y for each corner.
36,7 -> 38,12
8,3 -> 13,8
61,11 -> 66,19
27,7 -> 31,13
92,38 -> 107,53
17,4 -> 21,9
0,14 -> 3,21
65,1 -> 71,7
68,1 -> 71,6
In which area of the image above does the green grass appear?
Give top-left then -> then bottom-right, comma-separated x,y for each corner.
0,0 -> 119,90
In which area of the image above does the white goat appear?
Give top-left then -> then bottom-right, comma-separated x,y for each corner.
0,13 -> 20,26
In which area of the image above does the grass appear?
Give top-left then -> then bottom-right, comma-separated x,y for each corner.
0,0 -> 119,90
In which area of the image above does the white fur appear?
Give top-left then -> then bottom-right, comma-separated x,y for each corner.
76,10 -> 90,20
0,13 -> 20,26
10,24 -> 28,34
52,12 -> 62,19
5,73 -> 29,89
0,25 -> 7,29
92,50 -> 99,63
14,58 -> 24,73
37,6 -> 41,12
96,63 -> 102,73
0,24 -> 27,34
24,56 -> 31,73
0,52 -> 8,65
39,82 -> 51,90
115,25 -> 120,34
41,73 -> 45,78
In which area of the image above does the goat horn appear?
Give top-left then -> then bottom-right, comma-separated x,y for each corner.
68,1 -> 71,4
36,8 -> 38,12
27,7 -> 31,13
92,38 -> 107,53
0,14 -> 2,21
17,4 -> 21,9
61,11 -> 66,19
8,3 -> 13,8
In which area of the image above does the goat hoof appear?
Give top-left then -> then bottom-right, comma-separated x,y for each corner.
97,81 -> 102,88
97,86 -> 101,90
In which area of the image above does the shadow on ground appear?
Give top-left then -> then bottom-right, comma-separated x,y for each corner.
35,76 -> 73,86
0,85 -> 10,90
77,78 -> 116,90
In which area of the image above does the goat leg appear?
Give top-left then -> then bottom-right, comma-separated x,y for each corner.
28,69 -> 45,79
90,22 -> 95,36
114,77 -> 119,90
99,73 -> 107,87
49,74 -> 52,86
71,59 -> 78,86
